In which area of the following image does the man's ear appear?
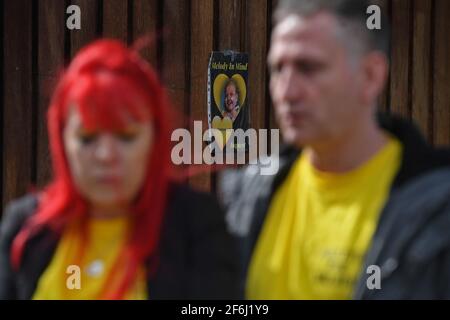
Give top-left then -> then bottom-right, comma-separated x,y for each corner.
360,52 -> 389,106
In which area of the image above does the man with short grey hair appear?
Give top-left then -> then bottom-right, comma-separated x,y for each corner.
221,0 -> 450,299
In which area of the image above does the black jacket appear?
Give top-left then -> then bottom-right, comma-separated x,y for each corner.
220,113 -> 450,299
0,184 -> 240,300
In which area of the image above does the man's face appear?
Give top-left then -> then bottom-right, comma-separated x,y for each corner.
268,12 -> 366,148
225,83 -> 239,112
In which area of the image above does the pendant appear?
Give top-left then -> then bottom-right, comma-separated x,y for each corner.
86,259 -> 104,277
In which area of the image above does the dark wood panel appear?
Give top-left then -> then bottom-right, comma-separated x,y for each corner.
3,0 -> 34,206
103,0 -> 128,42
246,0 -> 269,131
70,0 -> 99,57
188,0 -> 214,192
132,0 -> 159,66
161,0 -> 191,184
217,0 -> 244,51
377,0 -> 391,113
36,0 -> 66,188
412,0 -> 432,142
161,0 -> 190,117
269,0 -> 278,130
433,0 -> 450,146
390,0 -> 412,119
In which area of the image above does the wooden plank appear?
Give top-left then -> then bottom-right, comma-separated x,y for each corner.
269,0 -> 278,130
161,0 -> 190,184
246,0 -> 268,131
132,0 -> 159,66
161,0 -> 190,117
411,0 -> 432,142
103,0 -> 128,43
217,0 -> 244,51
433,0 -> 450,146
70,0 -> 99,57
188,0 -> 213,192
376,0 -> 391,113
389,0 -> 412,119
3,0 -> 34,206
36,0 -> 66,188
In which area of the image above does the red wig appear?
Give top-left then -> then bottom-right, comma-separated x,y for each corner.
11,39 -> 172,299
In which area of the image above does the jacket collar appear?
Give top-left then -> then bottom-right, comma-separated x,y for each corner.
274,113 -> 450,192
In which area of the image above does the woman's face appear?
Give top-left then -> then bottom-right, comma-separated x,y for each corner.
63,107 -> 153,211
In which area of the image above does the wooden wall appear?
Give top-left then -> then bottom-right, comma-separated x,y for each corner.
1,0 -> 449,211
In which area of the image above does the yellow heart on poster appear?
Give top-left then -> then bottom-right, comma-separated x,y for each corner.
213,73 -> 247,113
211,116 -> 233,149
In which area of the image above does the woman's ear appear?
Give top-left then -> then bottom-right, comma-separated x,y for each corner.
361,52 -> 389,106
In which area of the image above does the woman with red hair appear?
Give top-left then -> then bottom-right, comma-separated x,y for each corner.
0,39 -> 239,299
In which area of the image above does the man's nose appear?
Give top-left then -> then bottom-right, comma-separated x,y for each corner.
94,134 -> 119,164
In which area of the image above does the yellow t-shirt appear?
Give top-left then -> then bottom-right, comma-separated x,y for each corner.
246,135 -> 402,299
32,216 -> 148,300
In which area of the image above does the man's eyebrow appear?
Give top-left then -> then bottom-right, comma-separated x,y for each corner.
269,53 -> 318,63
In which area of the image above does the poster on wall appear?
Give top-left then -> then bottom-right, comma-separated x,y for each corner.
207,51 -> 249,152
